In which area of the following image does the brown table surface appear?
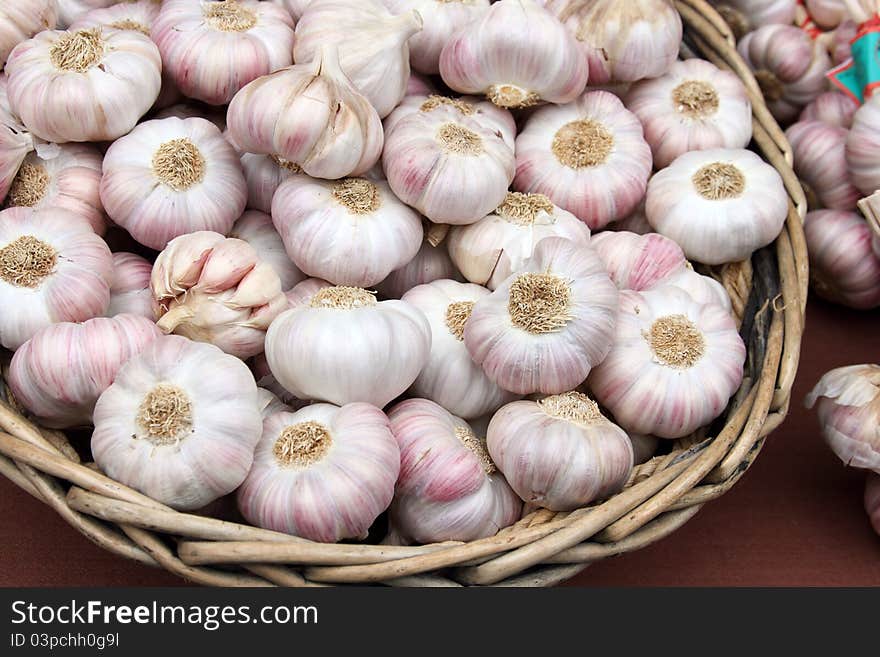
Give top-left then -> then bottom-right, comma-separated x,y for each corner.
1,295 -> 878,587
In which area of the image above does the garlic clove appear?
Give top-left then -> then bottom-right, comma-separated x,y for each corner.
229,210 -> 305,292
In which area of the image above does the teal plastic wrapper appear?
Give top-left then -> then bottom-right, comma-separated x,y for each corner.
828,18 -> 880,104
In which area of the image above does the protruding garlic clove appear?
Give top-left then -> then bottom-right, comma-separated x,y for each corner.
229,210 -> 305,292
846,95 -> 880,196
106,252 -> 155,320
707,0 -> 796,39
240,153 -> 302,214
376,234 -> 464,300
0,0 -> 56,67
800,91 -> 859,129
787,120 -> 859,211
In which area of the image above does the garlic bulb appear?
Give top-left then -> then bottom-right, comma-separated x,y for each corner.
402,280 -> 518,419
152,0 -> 295,106
70,0 -> 161,34
5,27 -> 161,142
806,365 -> 880,473
56,1 -> 118,28
0,74 -> 34,205
737,25 -> 831,124
831,20 -> 857,65
229,210 -> 305,291
545,0 -> 682,84
377,235 -> 463,300
589,287 -> 746,438
406,72 -> 436,97
447,192 -> 591,290
151,231 -> 288,359
92,335 -> 263,510
154,103 -> 228,133
514,90 -> 652,230
271,0 -> 312,19
271,176 -> 423,287
5,144 -> 106,235
846,95 -> 880,195
629,433 -> 659,465
625,59 -> 753,169
786,120 -> 859,211
265,287 -> 431,408
100,117 -> 247,250
800,91 -> 858,129
805,0 -> 847,29
606,201 -> 654,235
707,0 -> 796,39
383,104 -> 515,225
227,45 -> 384,180
646,148 -> 788,265
0,0 -> 57,67
803,210 -> 880,309
487,392 -> 633,511
660,266 -> 734,313
257,388 -> 291,419
388,399 -> 521,543
106,252 -> 154,320
0,207 -> 112,350
285,277 -> 333,309
9,315 -> 161,428
439,0 -> 588,109
237,403 -> 400,542
866,473 -> 880,536
240,153 -> 302,214
465,237 -> 618,395
384,0 -> 490,76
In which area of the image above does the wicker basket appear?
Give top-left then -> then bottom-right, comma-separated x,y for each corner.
0,0 -> 808,587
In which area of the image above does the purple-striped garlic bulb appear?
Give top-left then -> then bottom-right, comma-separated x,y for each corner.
0,206 -> 112,350
846,95 -> 880,195
240,153 -> 302,214
229,210 -> 305,292
237,403 -> 400,542
9,315 -> 161,428
787,120 -> 859,211
799,92 -> 858,129
0,0 -> 56,67
106,252 -> 154,320
806,364 -> 880,473
0,74 -> 34,204
100,117 -> 246,250
92,335 -> 263,510
388,399 -> 521,543
465,237 -> 618,395
151,232 -> 288,359
487,392 -> 633,511
805,0 -> 847,29
376,234 -> 463,300
589,286 -> 746,438
831,20 -> 857,65
707,0 -> 796,39
866,473 -> 880,536
514,90 -> 652,230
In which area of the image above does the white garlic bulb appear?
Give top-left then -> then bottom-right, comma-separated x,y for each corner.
265,286 -> 431,408
5,27 -> 161,142
237,403 -> 400,542
514,90 -> 652,230
271,0 -> 312,20
56,1 -> 118,28
0,74 -> 34,204
70,0 -> 161,34
240,153 -> 301,214
388,399 -> 521,543
589,287 -> 746,439
92,335 -> 263,511
646,148 -> 788,265
488,392 -> 633,511
625,59 -> 753,169
465,237 -> 618,395
439,0 -> 588,109
707,0 -> 796,39
0,206 -> 112,350
100,117 -> 247,251
271,176 -> 423,287
402,280 -> 518,419
383,0 -> 490,75
377,235 -> 464,300
0,0 -> 57,67
285,277 -> 333,309
846,95 -> 880,195
106,252 -> 154,320
786,120 -> 859,211
294,0 -> 423,118
227,45 -> 384,180
806,364 -> 880,473
383,104 -> 515,225
9,315 -> 161,429
229,210 -> 305,291
800,92 -> 858,129
447,192 -> 591,290
805,0 -> 847,29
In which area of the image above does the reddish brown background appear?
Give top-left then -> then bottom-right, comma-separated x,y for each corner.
1,295 -> 878,587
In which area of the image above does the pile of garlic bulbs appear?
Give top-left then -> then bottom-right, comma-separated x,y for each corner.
2,0 -> 780,546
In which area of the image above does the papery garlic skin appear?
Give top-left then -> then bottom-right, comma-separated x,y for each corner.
737,25 -> 830,124
465,237 -> 618,395
589,287 -> 746,439
800,92 -> 858,129
294,0 -> 423,118
106,252 -> 154,320
6,27 -> 161,143
265,287 -> 431,408
9,315 -> 161,428
806,365 -> 880,473
804,210 -> 880,310
488,392 -> 633,511
388,399 -> 521,543
646,148 -> 788,265
514,91 -> 652,230
6,144 -> 106,236
92,335 -> 263,511
439,0 -> 588,109
230,210 -> 305,291
0,74 -> 35,204
625,59 -> 753,169
152,0 -> 295,106
0,0 -> 57,67
866,473 -> 880,536
805,0 -> 847,29
383,105 -> 515,225
402,280 -> 518,419
0,206 -> 112,350
240,153 -> 301,214
707,0 -> 796,38
151,231 -> 288,359
238,403 -> 400,542
448,192 -> 591,290
227,45 -> 384,180
384,0 -> 490,76
786,120 -> 859,211
100,117 -> 247,251
846,95 -> 880,195
271,176 -> 423,287
376,236 -> 463,300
